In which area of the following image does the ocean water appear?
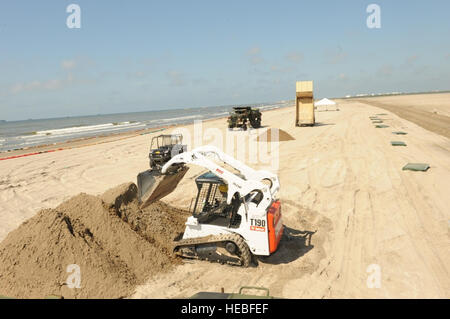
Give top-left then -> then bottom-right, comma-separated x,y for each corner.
0,102 -> 291,152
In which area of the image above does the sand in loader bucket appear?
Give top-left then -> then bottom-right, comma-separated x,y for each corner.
137,166 -> 189,209
0,182 -> 189,299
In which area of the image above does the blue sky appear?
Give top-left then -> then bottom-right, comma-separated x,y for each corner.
0,0 -> 449,121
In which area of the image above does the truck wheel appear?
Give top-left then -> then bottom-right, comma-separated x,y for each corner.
250,120 -> 261,128
249,113 -> 261,128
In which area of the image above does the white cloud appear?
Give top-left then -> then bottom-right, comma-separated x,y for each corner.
9,75 -> 71,95
324,46 -> 348,64
10,81 -> 40,94
406,55 -> 419,65
249,56 -> 264,65
246,47 -> 261,55
43,79 -> 64,90
8,59 -> 75,94
128,71 -> 147,79
61,59 -> 76,70
377,64 -> 394,77
167,71 -> 186,86
286,51 -> 304,63
270,65 -> 294,73
246,47 -> 264,65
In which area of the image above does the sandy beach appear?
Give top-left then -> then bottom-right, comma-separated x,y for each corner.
1,93 -> 449,298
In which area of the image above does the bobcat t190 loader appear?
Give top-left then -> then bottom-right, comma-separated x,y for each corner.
137,145 -> 284,267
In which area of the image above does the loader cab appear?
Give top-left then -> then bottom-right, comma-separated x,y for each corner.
191,172 -> 241,228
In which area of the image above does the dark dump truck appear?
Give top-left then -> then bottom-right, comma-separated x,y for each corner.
227,106 -> 262,130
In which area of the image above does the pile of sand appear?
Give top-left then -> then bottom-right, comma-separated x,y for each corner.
256,128 -> 295,142
0,183 -> 189,299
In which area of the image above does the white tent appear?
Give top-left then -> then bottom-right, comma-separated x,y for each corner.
314,98 -> 339,111
314,98 -> 336,106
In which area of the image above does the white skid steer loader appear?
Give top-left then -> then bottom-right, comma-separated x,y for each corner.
137,145 -> 283,267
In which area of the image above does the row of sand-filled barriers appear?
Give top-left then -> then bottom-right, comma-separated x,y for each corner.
370,114 -> 430,172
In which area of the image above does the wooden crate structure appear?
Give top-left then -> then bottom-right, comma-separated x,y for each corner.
295,81 -> 315,126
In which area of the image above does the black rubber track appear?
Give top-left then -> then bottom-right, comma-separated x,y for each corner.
173,233 -> 251,267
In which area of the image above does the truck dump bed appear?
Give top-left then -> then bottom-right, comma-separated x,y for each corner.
296,81 -> 315,126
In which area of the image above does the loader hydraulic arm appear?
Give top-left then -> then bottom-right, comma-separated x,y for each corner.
184,145 -> 280,197
161,146 -> 279,207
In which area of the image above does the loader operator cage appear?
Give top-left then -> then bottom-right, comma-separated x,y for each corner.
191,172 -> 242,228
150,134 -> 183,149
192,172 -> 227,215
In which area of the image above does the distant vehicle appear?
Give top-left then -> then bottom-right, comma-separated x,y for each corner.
227,107 -> 262,130
148,134 -> 186,170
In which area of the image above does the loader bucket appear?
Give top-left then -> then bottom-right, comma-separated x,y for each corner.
137,166 -> 189,209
